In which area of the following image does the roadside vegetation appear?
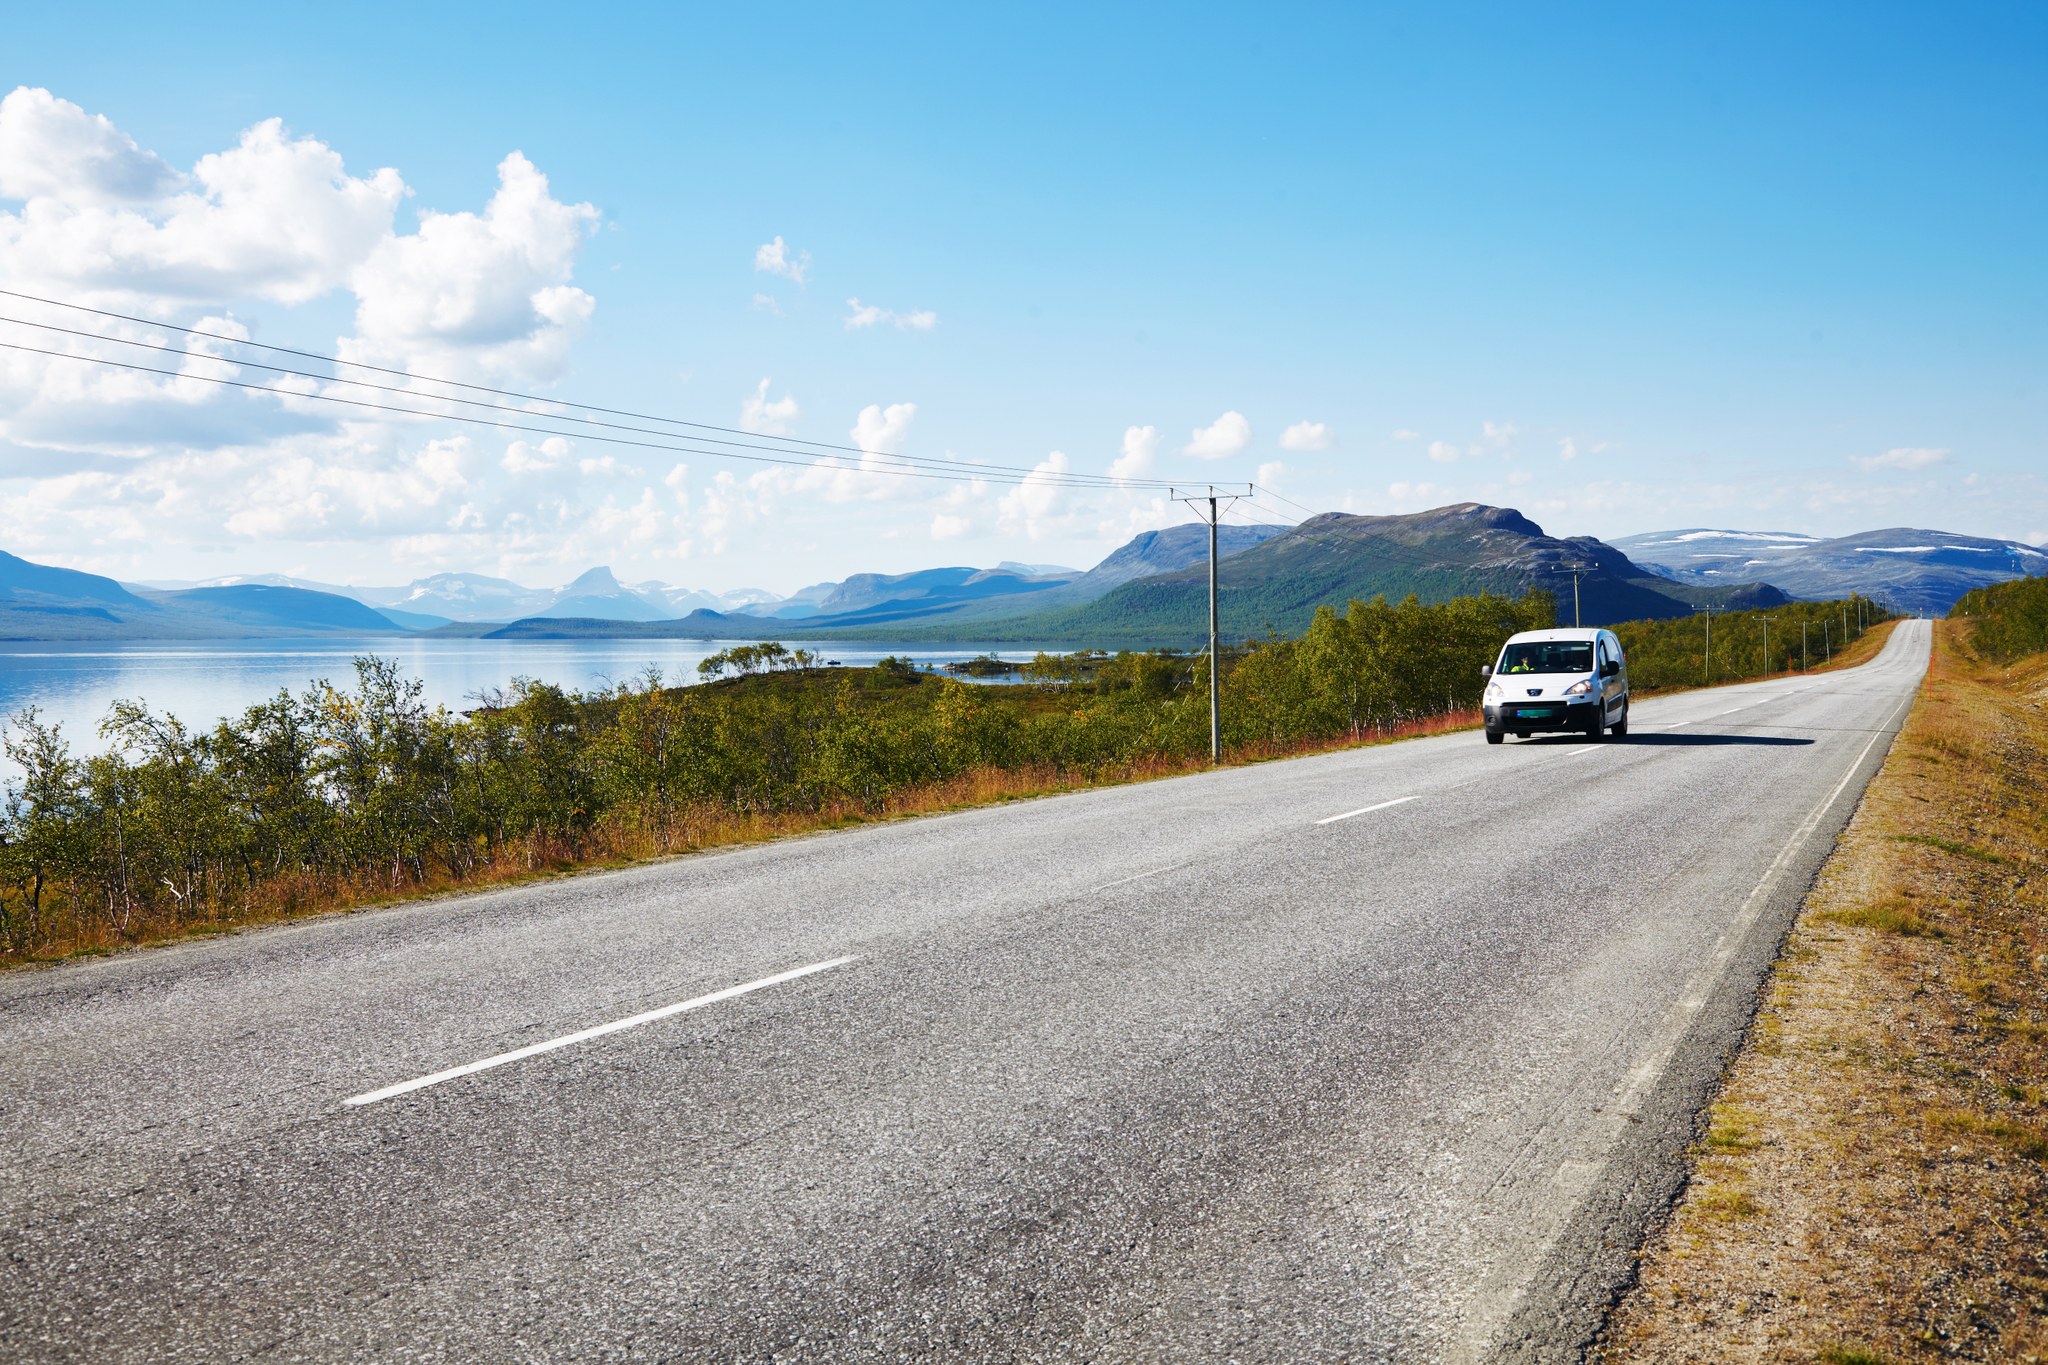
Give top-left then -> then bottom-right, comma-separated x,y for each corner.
0,587 -> 1889,966
0,590 -> 1541,963
1604,575 -> 2048,1361
1612,595 -> 1890,691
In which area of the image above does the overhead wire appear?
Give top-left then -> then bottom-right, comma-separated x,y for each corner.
0,340 -> 1146,490
2,339 -> 1212,492
1251,484 -> 1320,520
0,316 -> 1178,491
0,290 -> 1190,491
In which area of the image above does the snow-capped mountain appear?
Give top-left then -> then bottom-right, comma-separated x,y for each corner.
1610,527 -> 2048,613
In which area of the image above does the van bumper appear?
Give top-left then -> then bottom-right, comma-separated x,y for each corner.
1485,699 -> 1601,734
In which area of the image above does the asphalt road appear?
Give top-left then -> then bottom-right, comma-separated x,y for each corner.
0,620 -> 1930,1363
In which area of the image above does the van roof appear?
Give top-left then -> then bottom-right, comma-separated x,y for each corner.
1502,628 -> 1608,643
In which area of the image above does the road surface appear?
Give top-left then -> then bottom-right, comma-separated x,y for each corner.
0,621 -> 1930,1362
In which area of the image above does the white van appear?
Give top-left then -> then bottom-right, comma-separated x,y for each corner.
1481,627 -> 1629,744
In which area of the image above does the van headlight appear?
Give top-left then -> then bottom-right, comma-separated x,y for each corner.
1562,679 -> 1594,695
1483,682 -> 1503,703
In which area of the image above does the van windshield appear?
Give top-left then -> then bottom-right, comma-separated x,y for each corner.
1498,641 -> 1594,675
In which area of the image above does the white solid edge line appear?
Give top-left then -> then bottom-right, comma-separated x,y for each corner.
1316,794 -> 1421,825
343,956 -> 858,1107
1463,671 -> 1920,1349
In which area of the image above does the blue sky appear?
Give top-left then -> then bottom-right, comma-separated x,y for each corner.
2,3 -> 2043,593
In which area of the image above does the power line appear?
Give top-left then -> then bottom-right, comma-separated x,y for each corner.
0,340 -> 1202,492
1227,496 -> 1307,528
0,289 -> 1189,491
0,314 -> 1174,491
1251,484 -> 1320,521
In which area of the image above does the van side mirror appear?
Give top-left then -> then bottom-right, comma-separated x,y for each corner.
1601,660 -> 1620,678
1479,664 -> 1493,679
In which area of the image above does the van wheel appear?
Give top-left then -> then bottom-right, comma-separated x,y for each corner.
1485,729 -> 1504,745
1609,703 -> 1628,738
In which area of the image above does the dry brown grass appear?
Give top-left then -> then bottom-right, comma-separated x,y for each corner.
1601,622 -> 2048,1363
10,707 -> 1482,967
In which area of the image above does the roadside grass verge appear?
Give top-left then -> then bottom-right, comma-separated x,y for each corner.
1600,621 -> 2048,1362
4,707 -> 1479,967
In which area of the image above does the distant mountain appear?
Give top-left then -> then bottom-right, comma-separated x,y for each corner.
485,526 -> 1291,640
367,572 -> 556,622
0,551 -> 412,640
942,505 -> 1778,645
2,551 -> 155,611
143,585 -> 407,633
484,506 -> 1774,647
527,567 -> 667,622
1612,527 -> 2048,614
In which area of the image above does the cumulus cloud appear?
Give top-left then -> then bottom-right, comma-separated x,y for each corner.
1559,437 -> 1578,461
1390,428 -> 1420,441
1109,424 -> 1158,483
502,435 -> 574,474
0,88 -> 406,307
1850,446 -> 1950,471
1479,420 -> 1519,451
0,88 -> 634,580
1427,440 -> 1461,464
998,451 -> 1072,540
753,235 -> 810,284
342,151 -> 599,386
0,86 -> 181,205
1184,410 -> 1251,460
844,297 -> 937,330
851,401 -> 916,454
740,378 -> 799,435
1279,420 -> 1334,452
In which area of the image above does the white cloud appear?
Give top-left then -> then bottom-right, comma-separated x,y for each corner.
1279,421 -> 1334,452
0,89 -> 406,307
1184,410 -> 1251,460
1479,420 -> 1519,450
851,401 -> 916,454
0,90 -> 639,581
1427,440 -> 1461,464
1390,428 -> 1421,441
740,378 -> 799,435
750,292 -> 783,315
1256,460 -> 1288,490
998,451 -> 1072,540
502,435 -> 573,474
1109,424 -> 1157,483
0,86 -> 181,205
1850,446 -> 1950,471
844,297 -> 937,331
930,512 -> 971,540
343,151 -> 599,387
753,235 -> 810,284
1388,480 -> 1454,506
1558,437 -> 1578,461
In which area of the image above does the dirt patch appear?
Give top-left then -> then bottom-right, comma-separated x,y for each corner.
1602,623 -> 2048,1362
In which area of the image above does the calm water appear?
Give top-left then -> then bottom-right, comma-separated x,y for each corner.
0,637 -> 1050,770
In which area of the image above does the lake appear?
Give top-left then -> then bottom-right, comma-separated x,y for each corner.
0,637 -> 1056,769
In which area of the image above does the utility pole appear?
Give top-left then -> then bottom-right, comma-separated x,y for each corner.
1763,615 -> 1770,677
1823,617 -> 1832,662
1173,484 -> 1248,763
1696,606 -> 1717,683
1560,562 -> 1594,628
1802,620 -> 1809,671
